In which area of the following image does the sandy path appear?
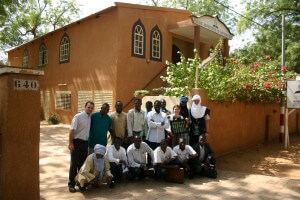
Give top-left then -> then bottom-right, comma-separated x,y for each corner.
40,123 -> 300,200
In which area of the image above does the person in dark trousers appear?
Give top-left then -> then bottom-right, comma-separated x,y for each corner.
107,137 -> 128,182
191,135 -> 217,178
145,101 -> 153,116
189,95 -> 210,146
126,135 -> 154,180
173,138 -> 198,178
110,101 -> 128,149
160,99 -> 171,115
88,103 -> 112,153
68,101 -> 94,193
153,139 -> 178,179
179,96 -> 189,119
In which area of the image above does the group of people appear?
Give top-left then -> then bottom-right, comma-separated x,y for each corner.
68,95 -> 217,193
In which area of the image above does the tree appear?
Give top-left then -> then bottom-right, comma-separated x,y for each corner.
159,0 -> 237,30
157,41 -> 297,102
0,0 -> 80,51
234,0 -> 300,73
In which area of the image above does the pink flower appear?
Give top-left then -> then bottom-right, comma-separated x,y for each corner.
264,82 -> 271,89
265,55 -> 271,60
233,60 -> 237,64
246,84 -> 252,90
282,66 -> 287,73
277,83 -> 282,89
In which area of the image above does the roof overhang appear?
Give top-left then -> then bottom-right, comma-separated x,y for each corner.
169,15 -> 234,43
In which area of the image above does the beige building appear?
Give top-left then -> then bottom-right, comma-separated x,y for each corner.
7,2 -> 233,123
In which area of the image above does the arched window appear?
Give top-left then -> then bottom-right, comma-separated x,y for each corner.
23,49 -> 29,67
39,43 -> 48,67
131,19 -> 145,58
59,34 -> 70,63
150,25 -> 162,61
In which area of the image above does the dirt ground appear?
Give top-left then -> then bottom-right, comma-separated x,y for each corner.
218,134 -> 300,179
39,122 -> 300,199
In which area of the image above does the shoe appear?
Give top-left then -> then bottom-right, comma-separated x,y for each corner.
122,167 -> 129,173
109,181 -> 115,188
69,186 -> 76,193
79,186 -> 86,191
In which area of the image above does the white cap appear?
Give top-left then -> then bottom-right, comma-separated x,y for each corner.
192,95 -> 201,101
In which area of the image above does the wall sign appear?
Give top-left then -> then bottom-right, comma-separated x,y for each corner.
14,79 -> 39,91
287,80 -> 300,108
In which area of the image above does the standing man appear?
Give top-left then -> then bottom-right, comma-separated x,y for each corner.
189,95 -> 210,146
89,103 -> 112,153
146,100 -> 169,150
127,135 -> 154,180
68,101 -> 94,193
110,101 -> 128,148
127,98 -> 147,140
160,99 -> 171,115
145,101 -> 153,141
145,101 -> 153,116
179,96 -> 189,119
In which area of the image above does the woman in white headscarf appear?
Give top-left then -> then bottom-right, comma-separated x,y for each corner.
189,95 -> 210,146
75,144 -> 114,190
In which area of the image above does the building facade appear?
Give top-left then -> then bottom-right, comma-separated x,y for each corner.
7,3 -> 233,123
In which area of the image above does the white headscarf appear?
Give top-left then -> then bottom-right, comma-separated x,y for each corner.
191,95 -> 206,119
93,144 -> 106,181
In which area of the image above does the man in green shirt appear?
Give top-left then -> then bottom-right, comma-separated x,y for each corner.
88,103 -> 112,153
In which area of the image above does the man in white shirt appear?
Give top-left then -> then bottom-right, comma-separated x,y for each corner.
191,135 -> 217,179
107,137 -> 128,182
153,139 -> 178,179
68,101 -> 94,193
146,100 -> 169,150
173,138 -> 198,178
127,135 -> 154,180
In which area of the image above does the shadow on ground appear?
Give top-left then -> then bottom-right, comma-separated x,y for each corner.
40,123 -> 300,200
218,134 -> 300,179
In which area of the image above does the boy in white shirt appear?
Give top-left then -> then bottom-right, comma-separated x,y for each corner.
107,137 -> 128,182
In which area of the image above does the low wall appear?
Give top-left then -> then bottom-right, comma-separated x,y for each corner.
143,90 -> 299,155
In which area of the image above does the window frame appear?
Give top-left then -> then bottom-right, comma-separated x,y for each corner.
59,33 -> 70,64
55,91 -> 72,110
150,25 -> 162,62
38,43 -> 48,67
131,19 -> 146,58
23,49 -> 29,68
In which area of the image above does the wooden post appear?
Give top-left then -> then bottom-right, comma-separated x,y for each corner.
194,26 -> 200,57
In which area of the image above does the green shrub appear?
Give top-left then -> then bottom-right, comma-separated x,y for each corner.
48,114 -> 60,124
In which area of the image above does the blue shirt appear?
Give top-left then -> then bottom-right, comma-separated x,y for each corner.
88,112 -> 112,148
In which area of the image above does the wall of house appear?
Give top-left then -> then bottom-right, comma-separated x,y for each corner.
7,3 -> 231,123
8,8 -> 119,124
115,4 -> 192,111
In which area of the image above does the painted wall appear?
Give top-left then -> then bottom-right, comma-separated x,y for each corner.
0,72 -> 41,200
7,3 -> 230,123
115,4 -> 191,111
142,92 -> 299,156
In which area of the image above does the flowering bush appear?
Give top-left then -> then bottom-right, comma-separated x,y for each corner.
159,42 -> 297,103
